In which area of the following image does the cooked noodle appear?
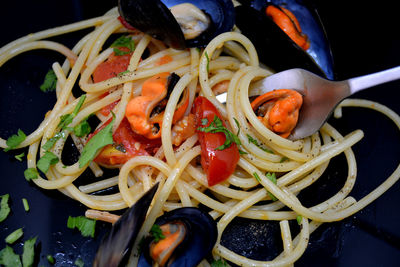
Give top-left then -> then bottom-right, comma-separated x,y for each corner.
1,7 -> 400,267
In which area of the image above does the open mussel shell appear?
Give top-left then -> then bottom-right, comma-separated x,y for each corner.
138,207 -> 218,267
93,183 -> 159,267
118,0 -> 235,49
236,0 -> 334,79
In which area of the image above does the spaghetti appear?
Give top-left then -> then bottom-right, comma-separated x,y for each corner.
1,6 -> 400,267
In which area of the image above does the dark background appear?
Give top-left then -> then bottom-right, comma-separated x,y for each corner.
0,0 -> 399,266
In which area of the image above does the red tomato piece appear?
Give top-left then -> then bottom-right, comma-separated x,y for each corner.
193,96 -> 239,186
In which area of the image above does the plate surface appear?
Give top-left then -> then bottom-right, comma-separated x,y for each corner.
1,0 -> 400,266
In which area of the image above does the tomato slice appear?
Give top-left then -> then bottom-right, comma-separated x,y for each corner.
193,96 -> 239,186
89,118 -> 160,165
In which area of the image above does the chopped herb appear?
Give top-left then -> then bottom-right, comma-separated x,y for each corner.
111,35 -> 135,56
211,258 -> 229,267
73,119 -> 91,137
253,172 -> 261,182
253,172 -> 278,201
246,134 -> 273,153
0,246 -> 22,267
47,255 -> 55,264
280,156 -> 289,163
40,69 -> 57,92
42,132 -> 66,151
205,51 -> 210,72
5,228 -> 24,244
266,172 -> 277,185
117,70 -> 130,76
4,129 -> 26,152
197,115 -> 241,151
233,118 -> 241,136
74,258 -> 84,267
150,224 -> 165,243
296,215 -> 303,225
57,95 -> 86,130
0,194 -> 11,223
15,152 -> 25,161
22,198 -> 29,212
67,216 -> 96,238
239,149 -> 248,155
196,47 -> 201,53
78,116 -> 114,168
37,151 -> 59,174
24,168 -> 39,181
22,237 -> 37,267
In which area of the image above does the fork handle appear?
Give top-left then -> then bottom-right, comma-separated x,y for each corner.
348,66 -> 400,95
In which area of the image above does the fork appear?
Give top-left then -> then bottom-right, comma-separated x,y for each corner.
216,66 -> 400,140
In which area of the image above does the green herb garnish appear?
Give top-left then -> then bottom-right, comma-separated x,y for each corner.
253,172 -> 278,201
24,168 -> 39,181
47,255 -> 55,265
296,215 -> 303,225
78,116 -> 114,168
0,194 -> 11,223
117,70 -> 130,76
246,134 -> 273,153
58,95 -> 86,130
15,152 -> 25,161
42,132 -> 66,151
73,119 -> 91,137
253,172 -> 261,182
197,115 -> 241,151
74,258 -> 84,267
111,35 -> 135,56
22,237 -> 37,267
4,129 -> 26,152
40,69 -> 57,92
5,228 -> 24,244
0,246 -> 22,267
37,151 -> 59,174
211,258 -> 229,267
67,216 -> 96,238
150,224 -> 165,243
22,198 -> 29,212
280,156 -> 289,163
205,51 -> 210,73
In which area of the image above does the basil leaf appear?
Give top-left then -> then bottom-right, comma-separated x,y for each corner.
4,129 -> 26,152
0,194 -> 11,222
67,216 -> 96,238
73,119 -> 91,137
40,69 -> 57,92
24,168 -> 39,181
37,151 -> 59,174
22,237 -> 37,267
0,246 -> 22,267
78,117 -> 114,168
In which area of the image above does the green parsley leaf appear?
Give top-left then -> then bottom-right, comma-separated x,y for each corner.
111,35 -> 135,56
211,258 -> 229,267
47,255 -> 55,265
4,129 -> 26,152
5,228 -> 24,244
266,172 -> 277,185
74,257 -> 84,267
57,95 -> 86,130
22,237 -> 37,267
233,118 -> 241,136
67,216 -> 96,238
24,168 -> 39,181
117,70 -> 130,76
22,198 -> 29,212
239,149 -> 248,155
40,69 -> 57,92
280,156 -> 289,163
0,194 -> 11,223
15,152 -> 25,161
246,134 -> 273,154
0,246 -> 22,267
253,172 -> 277,201
197,115 -> 241,151
73,119 -> 91,137
37,151 -> 59,174
78,117 -> 114,168
150,224 -> 165,243
296,215 -> 303,225
205,51 -> 210,73
253,172 -> 261,182
42,132 -> 66,151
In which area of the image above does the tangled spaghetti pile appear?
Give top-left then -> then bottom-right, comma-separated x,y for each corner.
1,7 -> 400,266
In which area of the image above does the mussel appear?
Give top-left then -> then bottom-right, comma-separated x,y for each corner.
94,182 -> 217,267
118,0 -> 235,49
236,0 -> 335,79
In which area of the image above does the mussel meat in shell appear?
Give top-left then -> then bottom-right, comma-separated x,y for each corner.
236,0 -> 334,79
93,183 -> 159,267
118,0 -> 235,49
138,207 -> 218,267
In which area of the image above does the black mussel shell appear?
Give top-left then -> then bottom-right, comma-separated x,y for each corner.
93,183 -> 159,267
138,207 -> 218,267
236,0 -> 334,79
118,0 -> 235,49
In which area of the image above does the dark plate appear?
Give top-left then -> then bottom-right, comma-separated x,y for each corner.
1,0 -> 400,266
